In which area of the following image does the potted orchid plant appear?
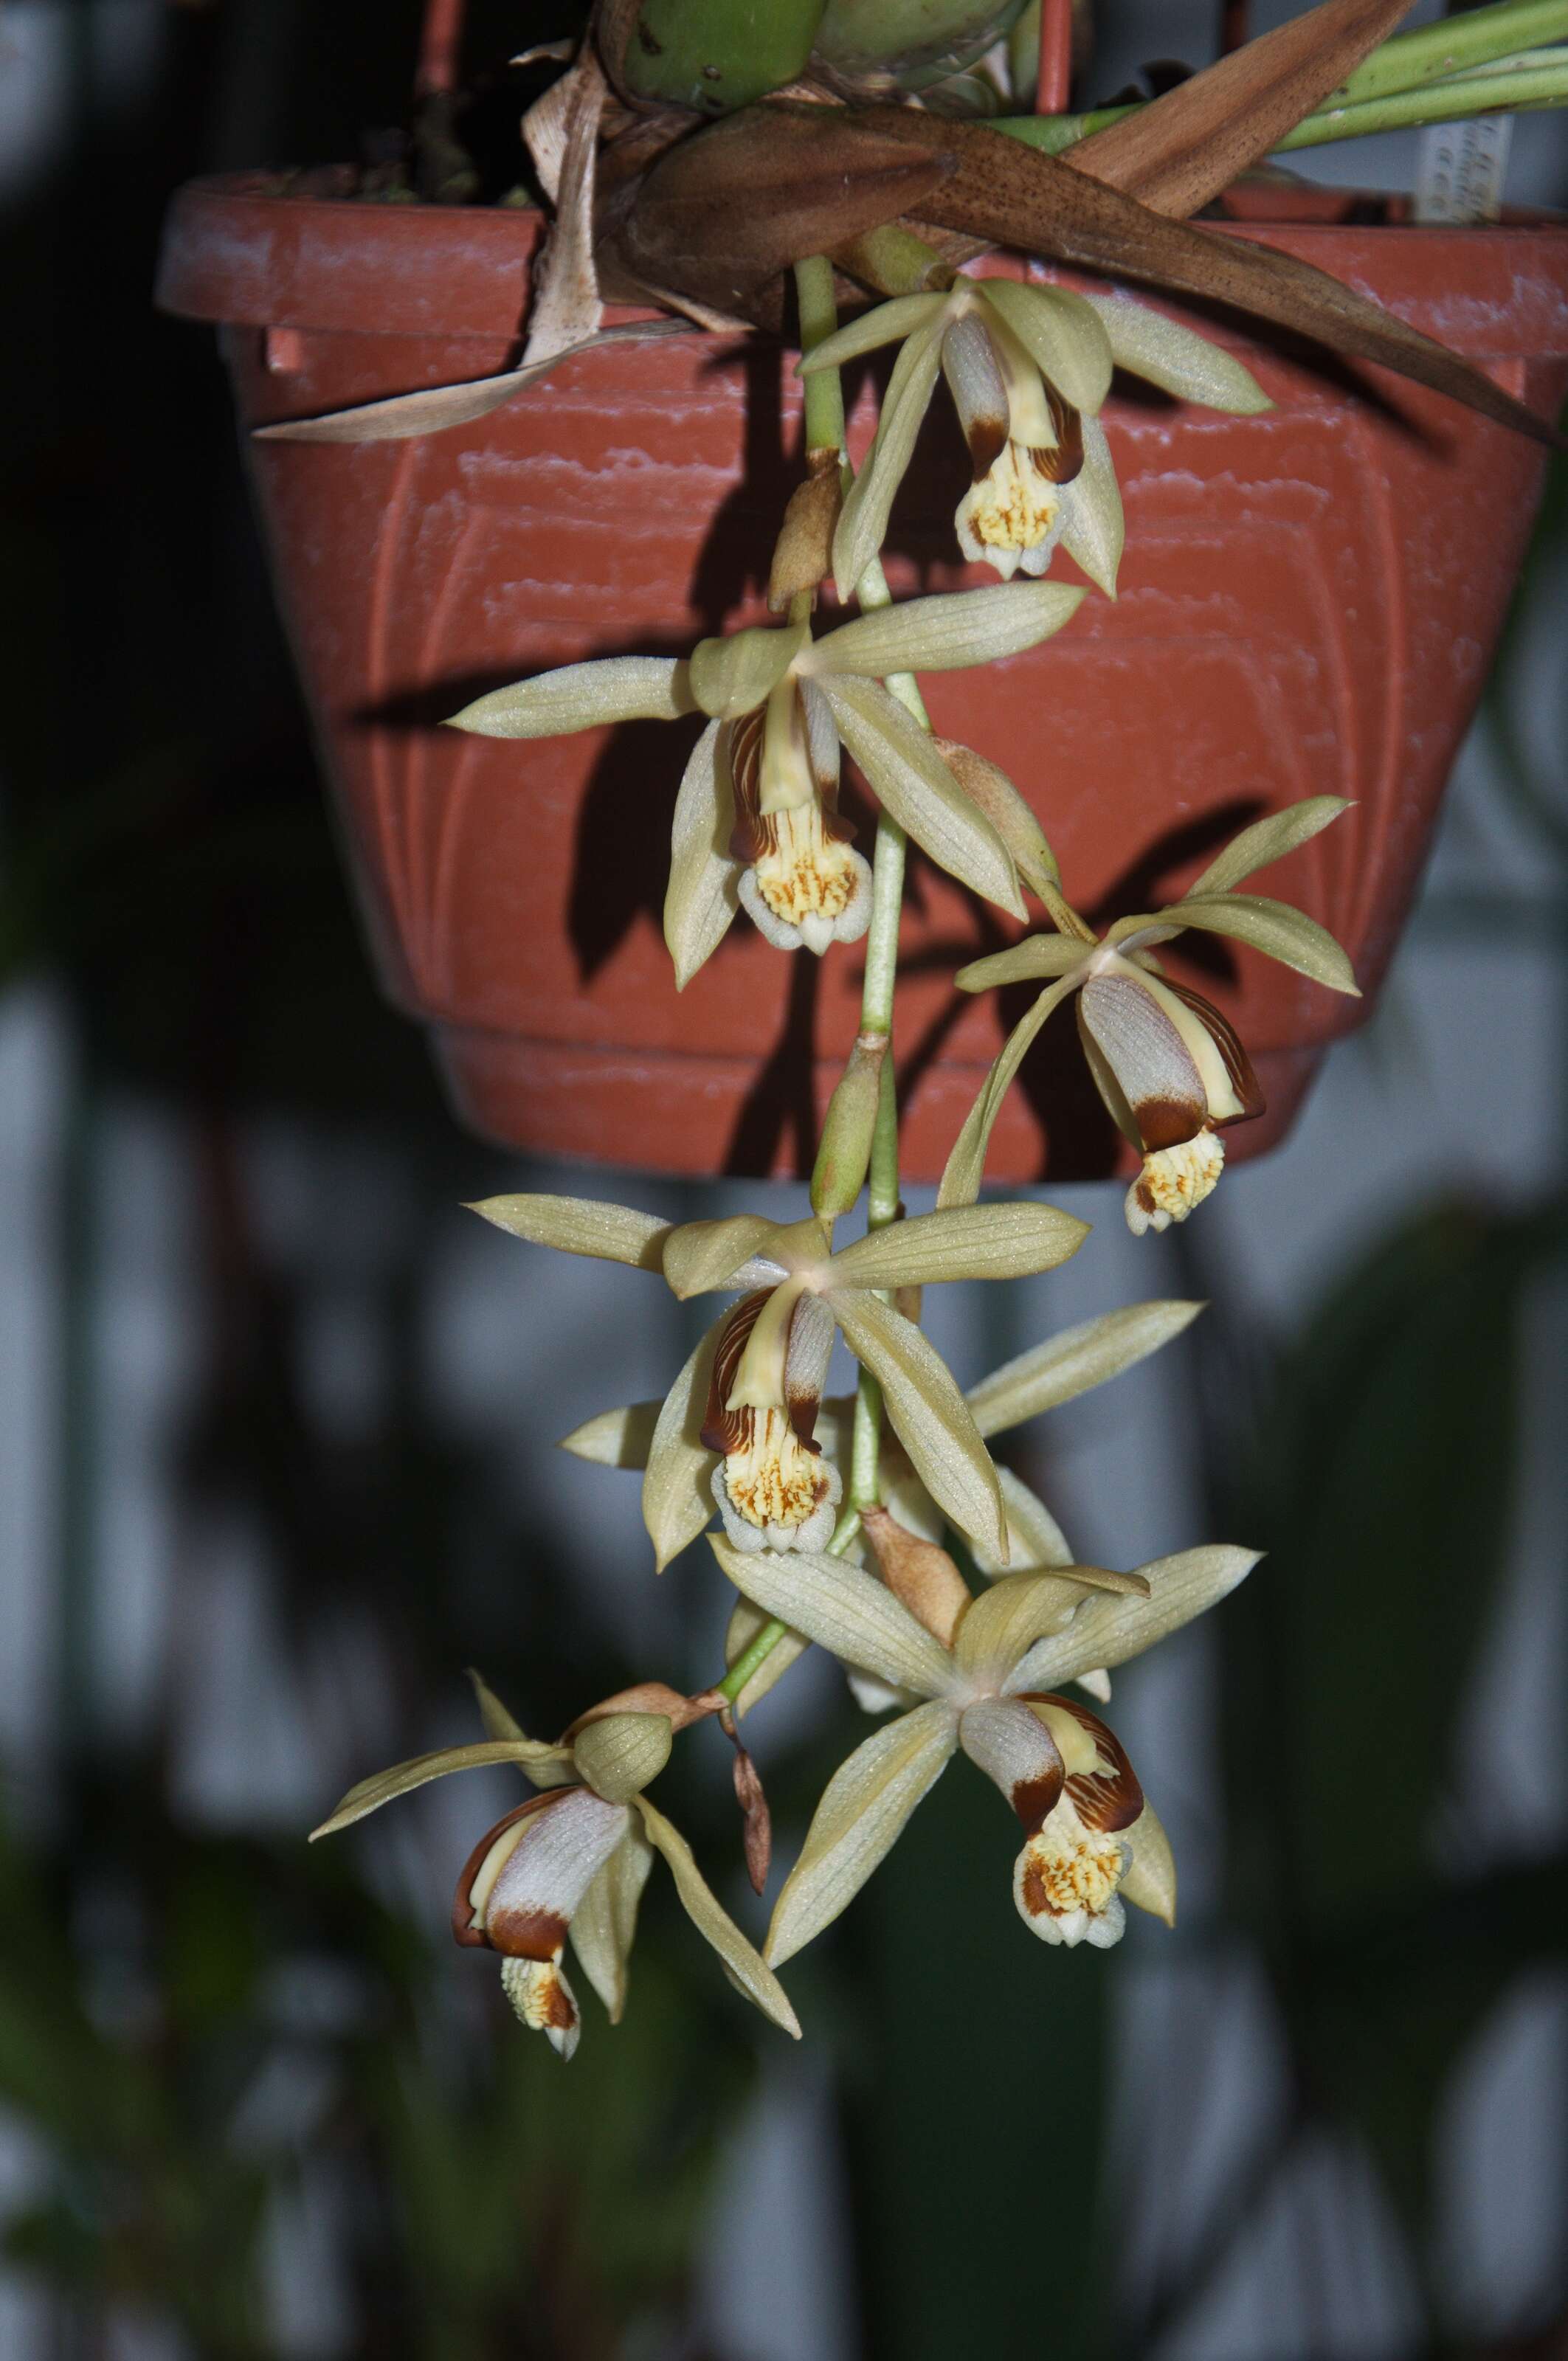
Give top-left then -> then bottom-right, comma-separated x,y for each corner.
153,0 -> 1567,2052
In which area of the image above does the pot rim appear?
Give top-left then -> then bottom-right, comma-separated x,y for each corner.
156,169 -> 1568,350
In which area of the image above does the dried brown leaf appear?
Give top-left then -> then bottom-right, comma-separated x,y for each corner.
1070,0 -> 1418,218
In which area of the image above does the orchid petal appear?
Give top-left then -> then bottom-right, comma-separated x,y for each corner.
1187,795 -> 1350,896
958,1697 -> 1066,1829
970,1465 -> 1074,1578
1119,1799 -> 1177,1926
642,1313 -> 725,1572
798,293 -> 944,374
967,1299 -> 1204,1439
557,1400 -> 662,1468
1081,289 -> 1271,415
570,1820 -> 656,2022
311,1738 -> 574,1840
661,1216 -> 790,1299
1001,1546 -> 1262,1691
764,1701 -> 960,1966
1134,894 -> 1360,995
978,280 -> 1115,415
665,719 -> 740,989
632,1796 -> 801,2037
711,1532 -> 957,1699
1057,415 -> 1124,598
936,974 -> 1079,1209
934,739 -> 1060,896
827,1290 -> 1006,1560
957,936 -> 1088,992
688,621 -> 807,721
448,655 -> 695,739
956,1560 -> 1149,1688
807,580 -> 1085,681
819,675 -> 1025,918
825,1200 -> 1087,1291
832,311 -> 947,599
463,1788 -> 631,1956
468,1193 -> 671,1271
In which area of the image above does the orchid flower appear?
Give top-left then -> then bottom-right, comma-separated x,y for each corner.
707,1529 -> 1259,1963
446,582 -> 1083,985
804,277 -> 1271,599
469,1192 -> 1091,1568
559,1295 -> 1206,1709
311,1673 -> 797,2059
939,795 -> 1361,1225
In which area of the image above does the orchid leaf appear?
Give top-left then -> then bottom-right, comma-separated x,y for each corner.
849,108 -> 1560,449
253,322 -> 689,444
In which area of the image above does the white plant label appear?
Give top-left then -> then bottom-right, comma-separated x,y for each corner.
1413,114 -> 1514,224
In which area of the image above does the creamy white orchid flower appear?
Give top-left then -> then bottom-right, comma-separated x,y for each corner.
469,1192 -> 1088,1566
446,580 -> 1084,986
803,274 -> 1271,599
939,794 -> 1363,1223
561,1295 -> 1206,1708
311,1673 -> 797,2059
707,1529 -> 1259,1966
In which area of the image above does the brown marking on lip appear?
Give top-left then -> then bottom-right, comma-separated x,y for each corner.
1011,1763 -> 1066,1836
451,1794 -> 566,1948
964,410 -> 1009,483
1162,981 -> 1266,1124
1134,1092 -> 1206,1152
1018,1692 -> 1145,1833
725,708 -> 771,863
542,1970 -> 578,2030
486,1901 -> 572,1962
1029,390 -> 1084,485
1020,1858 -> 1052,1918
701,1290 -> 771,1455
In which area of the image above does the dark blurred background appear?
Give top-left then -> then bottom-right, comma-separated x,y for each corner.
1,1 -> 1564,2354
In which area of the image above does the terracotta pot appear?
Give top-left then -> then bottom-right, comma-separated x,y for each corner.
156,173 -> 1568,1181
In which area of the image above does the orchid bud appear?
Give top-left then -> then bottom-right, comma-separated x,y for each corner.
571,1710 -> 674,1805
812,1032 -> 887,1217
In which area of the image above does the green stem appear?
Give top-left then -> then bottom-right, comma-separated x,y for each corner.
795,255 -> 847,455
998,35 -> 1568,159
717,1505 -> 865,1707
1333,0 -> 1568,104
